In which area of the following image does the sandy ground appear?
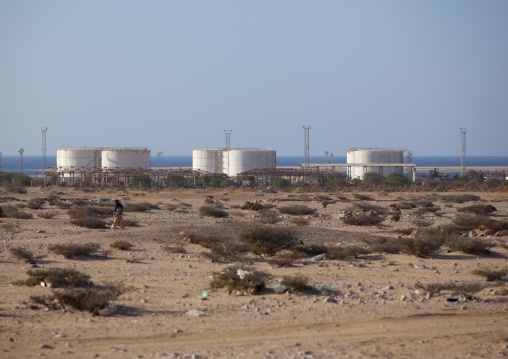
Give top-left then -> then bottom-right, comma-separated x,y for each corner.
1,186 -> 508,358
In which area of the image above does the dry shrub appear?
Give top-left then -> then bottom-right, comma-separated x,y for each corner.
166,204 -> 178,211
3,206 -> 33,219
110,240 -> 133,251
48,243 -> 101,259
163,244 -> 186,253
289,217 -> 310,226
314,195 -> 332,202
294,244 -> 329,256
352,202 -> 388,214
37,211 -> 57,219
361,237 -> 400,254
208,239 -> 248,260
20,268 -> 92,287
343,214 -> 386,226
326,245 -> 371,259
413,207 -> 440,216
280,275 -> 311,293
9,247 -> 36,262
397,201 -> 416,209
428,224 -> 465,242
353,194 -> 373,201
267,257 -> 294,268
238,224 -> 298,257
445,236 -> 495,254
452,214 -> 505,231
199,205 -> 228,218
127,202 -> 159,212
258,210 -> 281,224
68,206 -> 107,228
121,218 -> 139,227
439,194 -> 480,203
26,198 -> 46,210
397,233 -> 441,257
414,199 -> 435,208
278,205 -> 316,216
201,251 -> 221,262
30,283 -> 125,314
394,228 -> 416,236
415,282 -> 486,296
241,201 -> 264,211
413,218 -> 434,228
56,201 -> 72,210
471,267 -> 508,281
210,267 -> 269,295
458,204 -> 497,215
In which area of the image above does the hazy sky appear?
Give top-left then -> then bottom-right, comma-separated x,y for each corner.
1,1 -> 507,156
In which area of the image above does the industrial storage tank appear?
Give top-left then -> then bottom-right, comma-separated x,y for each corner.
347,148 -> 404,180
56,148 -> 102,170
101,148 -> 151,170
225,149 -> 276,177
193,149 -> 222,173
193,148 -> 276,176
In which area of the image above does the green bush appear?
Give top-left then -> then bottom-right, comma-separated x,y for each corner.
362,172 -> 384,186
385,173 -> 410,186
20,268 -> 92,288
241,201 -> 264,211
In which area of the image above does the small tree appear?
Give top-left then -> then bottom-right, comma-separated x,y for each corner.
131,174 -> 151,188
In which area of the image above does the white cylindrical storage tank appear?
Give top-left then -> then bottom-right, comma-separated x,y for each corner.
57,148 -> 102,170
347,148 -> 404,180
193,149 -> 222,173
225,148 -> 276,177
101,148 -> 151,169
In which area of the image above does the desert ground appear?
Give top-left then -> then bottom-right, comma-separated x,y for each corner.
1,185 -> 508,358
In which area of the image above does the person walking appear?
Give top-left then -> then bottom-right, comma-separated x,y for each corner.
111,199 -> 125,231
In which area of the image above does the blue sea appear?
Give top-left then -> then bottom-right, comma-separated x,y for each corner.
1,155 -> 506,175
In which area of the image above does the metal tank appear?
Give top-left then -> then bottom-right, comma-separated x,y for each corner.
193,149 -> 223,173
56,148 -> 102,170
101,148 -> 151,169
347,148 -> 404,180
225,148 -> 276,177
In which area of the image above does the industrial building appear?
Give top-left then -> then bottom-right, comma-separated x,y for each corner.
193,148 -> 276,177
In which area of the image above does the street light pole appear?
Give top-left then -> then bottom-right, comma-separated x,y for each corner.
156,151 -> 163,170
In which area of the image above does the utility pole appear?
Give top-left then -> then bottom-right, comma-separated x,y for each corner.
324,151 -> 329,163
460,128 -> 466,176
41,127 -> 48,169
224,130 -> 232,150
303,126 -> 311,168
156,151 -> 163,170
330,153 -> 334,163
19,148 -> 24,173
